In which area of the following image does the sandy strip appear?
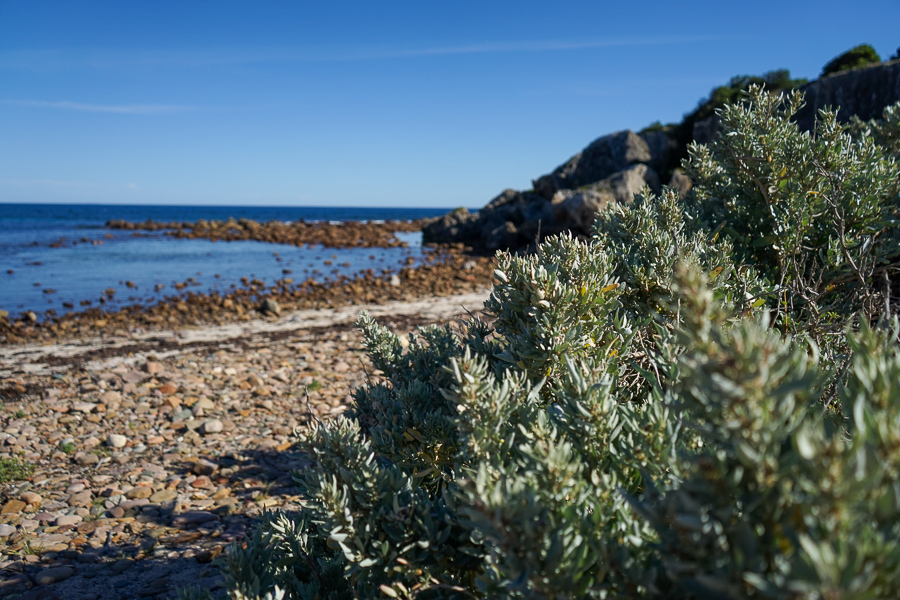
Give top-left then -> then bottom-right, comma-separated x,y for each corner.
0,289 -> 492,377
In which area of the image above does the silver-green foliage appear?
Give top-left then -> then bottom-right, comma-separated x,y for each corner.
685,87 -> 899,339
188,91 -> 900,599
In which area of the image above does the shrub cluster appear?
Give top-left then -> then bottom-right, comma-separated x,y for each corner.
182,88 -> 900,599
657,69 -> 808,180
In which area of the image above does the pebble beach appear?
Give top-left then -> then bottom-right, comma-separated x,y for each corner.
0,217 -> 495,600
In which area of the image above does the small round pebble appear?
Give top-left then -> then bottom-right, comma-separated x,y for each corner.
107,434 -> 128,448
35,565 -> 74,586
200,419 -> 223,434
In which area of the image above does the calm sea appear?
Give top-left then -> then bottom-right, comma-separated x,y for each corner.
0,203 -> 449,321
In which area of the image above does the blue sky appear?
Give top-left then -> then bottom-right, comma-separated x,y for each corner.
1,1 -> 898,208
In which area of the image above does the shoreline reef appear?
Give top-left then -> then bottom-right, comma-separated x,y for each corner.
0,217 -> 494,347
105,217 -> 428,249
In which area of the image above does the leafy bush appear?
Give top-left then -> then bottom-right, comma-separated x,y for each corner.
821,44 -> 881,77
684,87 -> 900,342
665,70 -> 807,179
184,90 -> 900,599
851,103 -> 900,159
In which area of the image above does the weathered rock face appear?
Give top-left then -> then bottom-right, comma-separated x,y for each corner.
532,130 -> 651,200
639,130 -> 679,174
794,59 -> 900,131
424,160 -> 661,251
550,164 -> 659,235
602,163 -> 660,199
550,189 -> 608,235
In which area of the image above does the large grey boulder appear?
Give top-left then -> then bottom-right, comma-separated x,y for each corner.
602,163 -> 660,198
551,189 -> 609,235
532,130 -> 651,199
550,164 -> 659,235
639,130 -> 678,174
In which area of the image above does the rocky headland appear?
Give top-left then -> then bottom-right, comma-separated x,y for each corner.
424,58 -> 900,253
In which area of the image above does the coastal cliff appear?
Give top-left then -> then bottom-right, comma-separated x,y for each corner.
794,58 -> 900,131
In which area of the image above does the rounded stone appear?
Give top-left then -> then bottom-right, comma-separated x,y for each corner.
200,419 -> 223,434
149,489 -> 178,503
20,491 -> 42,506
125,486 -> 153,500
68,491 -> 93,507
107,434 -> 127,448
74,452 -> 99,466
35,566 -> 74,586
55,514 -> 83,526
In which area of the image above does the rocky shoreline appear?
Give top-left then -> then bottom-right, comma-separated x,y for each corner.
1,243 -> 494,347
1,283 -> 492,599
1,219 -> 497,598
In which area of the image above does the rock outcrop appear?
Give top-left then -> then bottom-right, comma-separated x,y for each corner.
532,130 -> 652,200
424,131 -> 662,252
425,59 -> 899,254
423,189 -> 561,252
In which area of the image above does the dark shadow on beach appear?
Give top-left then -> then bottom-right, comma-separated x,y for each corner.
1,445 -> 310,600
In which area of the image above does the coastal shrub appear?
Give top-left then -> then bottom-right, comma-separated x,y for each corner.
667,69 -> 807,177
684,87 -> 900,343
183,90 -> 900,599
821,43 -> 881,77
851,103 -> 900,159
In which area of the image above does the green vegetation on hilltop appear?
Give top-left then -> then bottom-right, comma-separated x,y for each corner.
642,42 -> 893,180
181,86 -> 900,599
821,43 -> 882,77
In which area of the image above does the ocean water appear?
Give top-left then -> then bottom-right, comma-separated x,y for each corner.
0,203 -> 449,321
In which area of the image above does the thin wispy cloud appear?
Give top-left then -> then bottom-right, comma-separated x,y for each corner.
0,34 -> 735,70
3,100 -> 196,114
365,35 -> 732,59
